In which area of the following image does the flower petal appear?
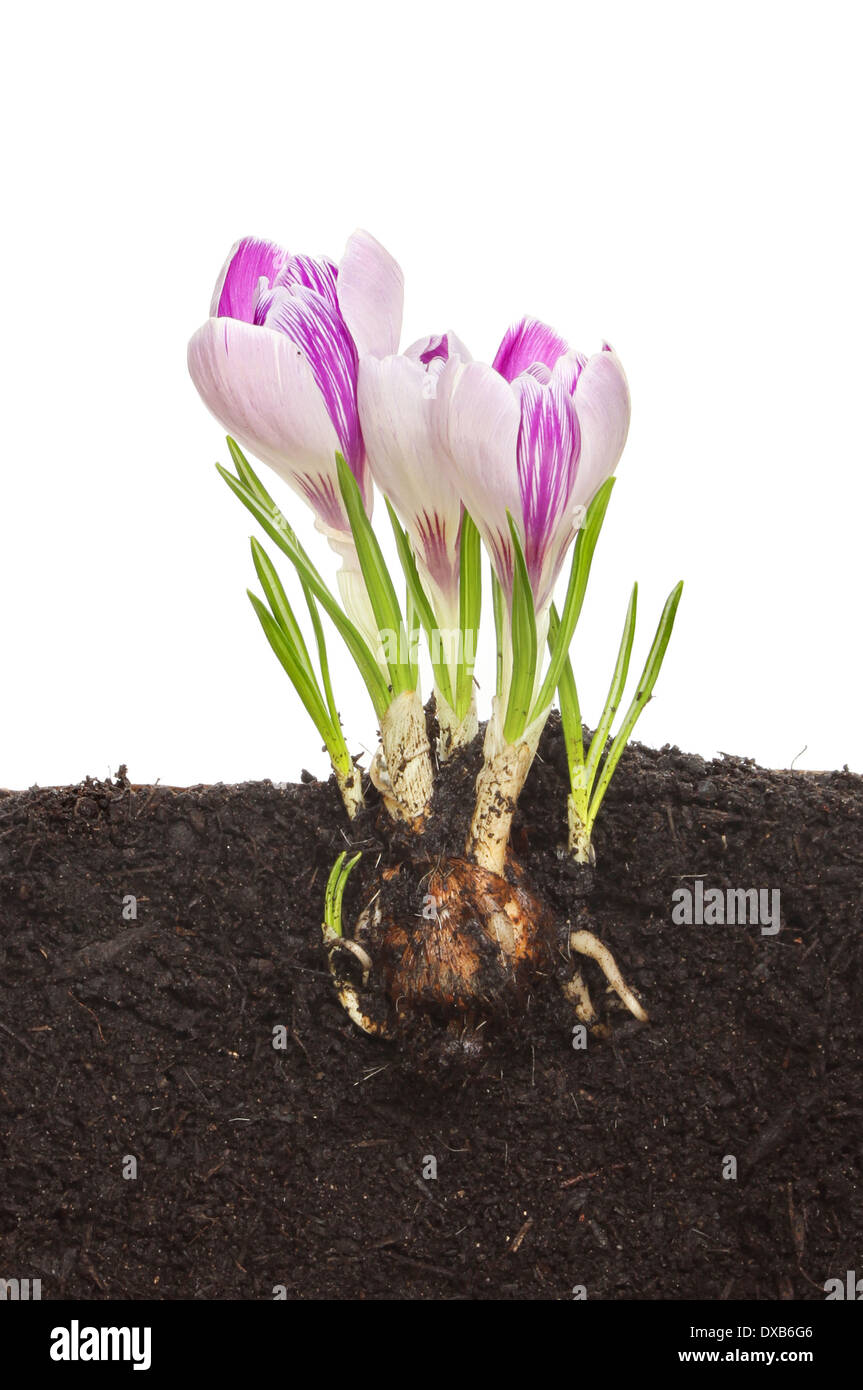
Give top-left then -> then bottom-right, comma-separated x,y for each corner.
254,286 -> 363,477
337,229 -> 404,358
515,375 -> 581,609
210,236 -> 290,322
188,316 -> 352,533
551,348 -> 588,397
274,253 -> 339,308
571,347 -> 631,508
436,360 -> 521,593
492,316 -> 568,382
359,354 -> 464,618
404,331 -> 473,367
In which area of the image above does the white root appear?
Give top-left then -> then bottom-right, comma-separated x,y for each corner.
322,924 -> 391,1038
569,929 -> 648,1023
561,967 -> 598,1024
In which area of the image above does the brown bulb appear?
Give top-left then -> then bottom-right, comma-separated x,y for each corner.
357,857 -> 554,1031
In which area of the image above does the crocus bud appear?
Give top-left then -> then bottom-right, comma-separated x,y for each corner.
358,331 -> 472,632
188,230 -> 404,639
359,332 -> 480,755
438,317 -> 631,615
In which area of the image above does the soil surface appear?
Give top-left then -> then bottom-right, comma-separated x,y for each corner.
1,720 -> 861,1300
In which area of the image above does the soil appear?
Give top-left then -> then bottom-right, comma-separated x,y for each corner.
0,719 -> 860,1301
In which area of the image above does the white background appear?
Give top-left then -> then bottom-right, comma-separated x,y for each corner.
1,0 -> 860,789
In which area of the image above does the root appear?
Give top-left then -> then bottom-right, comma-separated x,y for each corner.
561,966 -> 598,1025
322,924 -> 392,1038
569,929 -> 648,1023
319,849 -> 647,1043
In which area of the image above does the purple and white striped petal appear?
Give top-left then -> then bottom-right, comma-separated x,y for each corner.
570,346 -> 631,509
404,331 -> 473,369
437,327 -> 629,619
515,375 -> 581,610
254,285 -> 364,481
551,348 -> 588,396
336,230 -> 404,359
187,316 -> 353,535
274,253 -> 340,308
436,360 -> 522,596
492,316 -> 569,383
210,236 -> 290,322
192,229 -> 404,586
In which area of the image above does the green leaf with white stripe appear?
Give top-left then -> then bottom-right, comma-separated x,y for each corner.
217,454 -> 391,719
336,453 -> 413,697
502,514 -> 538,744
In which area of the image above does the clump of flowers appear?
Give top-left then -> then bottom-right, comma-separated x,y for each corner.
188,230 -> 682,1041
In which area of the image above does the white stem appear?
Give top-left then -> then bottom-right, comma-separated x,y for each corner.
335,562 -> 385,664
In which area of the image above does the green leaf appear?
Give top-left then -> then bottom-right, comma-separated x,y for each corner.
323,850 -> 362,937
324,851 -> 346,933
502,514 -> 538,744
247,591 -> 339,754
587,580 -> 684,828
385,501 -> 437,634
456,512 -> 482,720
405,584 -> 420,689
299,573 -> 341,735
491,568 -> 505,700
385,500 -> 453,707
336,454 -> 413,696
217,461 -> 392,719
583,581 -> 638,801
227,437 -> 278,508
549,603 -> 585,813
332,851 -> 362,936
250,538 -> 316,684
531,477 -> 615,720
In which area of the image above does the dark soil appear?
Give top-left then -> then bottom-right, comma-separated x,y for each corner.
1,719 -> 861,1300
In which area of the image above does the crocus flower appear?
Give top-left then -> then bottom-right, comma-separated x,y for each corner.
358,331 -> 472,631
187,230 -> 404,558
437,317 -> 629,614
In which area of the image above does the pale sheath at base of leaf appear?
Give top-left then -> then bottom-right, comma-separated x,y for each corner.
371,688 -> 434,826
560,580 -> 684,861
435,688 -> 479,761
469,698 -> 549,877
